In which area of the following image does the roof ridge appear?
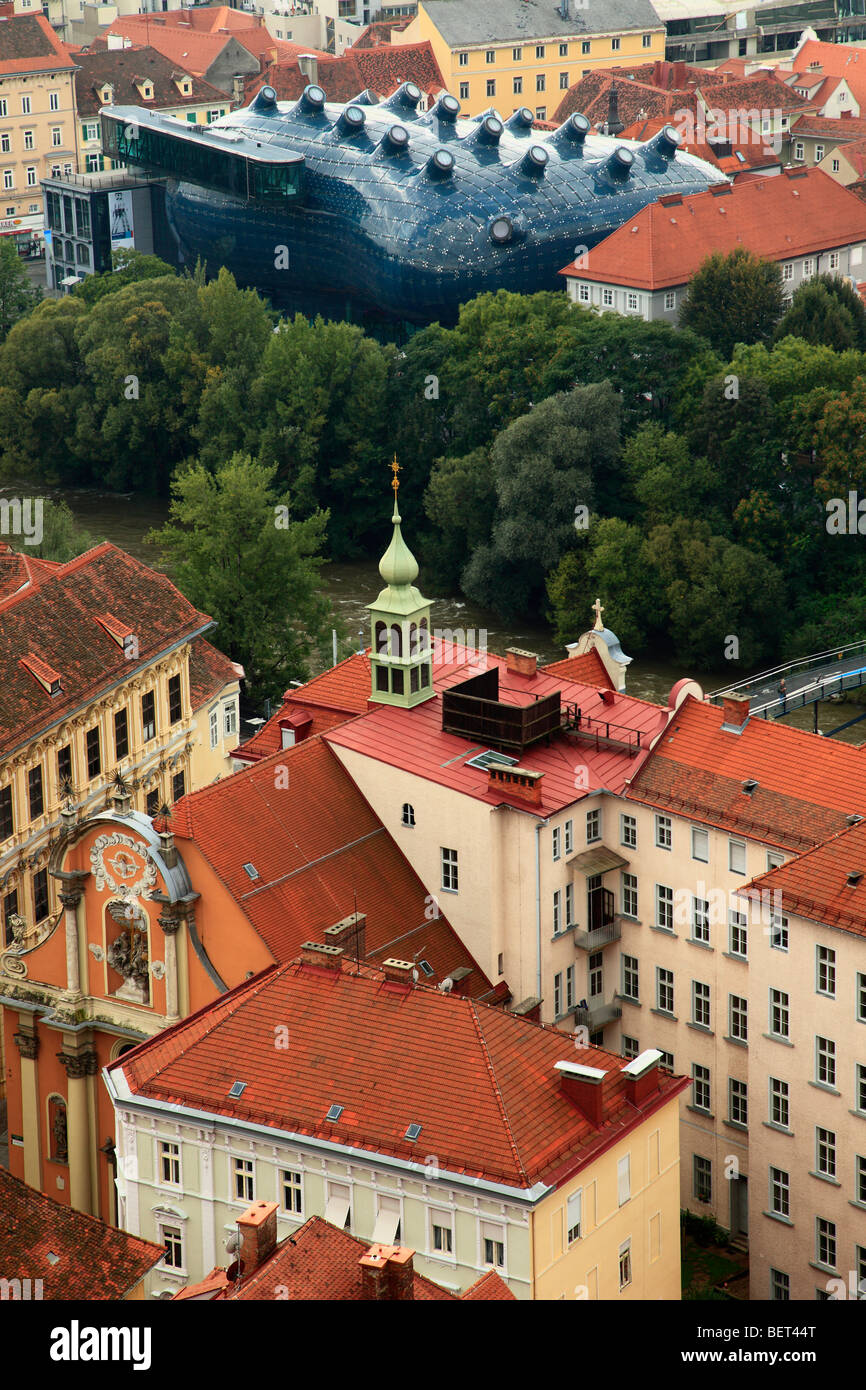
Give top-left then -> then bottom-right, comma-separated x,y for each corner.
466,1000 -> 529,1186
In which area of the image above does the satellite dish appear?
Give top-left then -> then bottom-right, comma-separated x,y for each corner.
439,976 -> 453,993
225,1232 -> 241,1255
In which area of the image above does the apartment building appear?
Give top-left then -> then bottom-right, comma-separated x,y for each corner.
394,0 -> 665,120
0,12 -> 77,239
104,951 -> 688,1299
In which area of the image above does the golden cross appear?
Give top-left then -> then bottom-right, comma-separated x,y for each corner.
390,455 -> 401,495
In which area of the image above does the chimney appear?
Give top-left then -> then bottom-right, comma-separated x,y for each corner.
604,84 -> 624,136
555,1060 -> 607,1127
298,53 -> 319,86
512,996 -> 542,1023
237,1200 -> 279,1273
506,647 -> 538,677
721,694 -> 751,731
487,764 -> 544,807
232,73 -> 245,104
381,957 -> 414,983
359,1245 -> 415,1300
621,1048 -> 663,1106
672,60 -> 687,89
445,964 -> 472,996
325,911 -> 366,960
299,941 -> 344,969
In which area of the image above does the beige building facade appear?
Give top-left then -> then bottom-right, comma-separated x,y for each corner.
0,13 -> 78,234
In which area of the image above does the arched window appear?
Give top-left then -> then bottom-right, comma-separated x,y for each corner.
390,623 -> 402,658
402,803 -> 415,828
48,1094 -> 68,1164
374,621 -> 387,655
409,622 -> 418,658
419,617 -> 429,652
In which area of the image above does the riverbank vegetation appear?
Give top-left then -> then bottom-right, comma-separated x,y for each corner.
2,251 -> 865,676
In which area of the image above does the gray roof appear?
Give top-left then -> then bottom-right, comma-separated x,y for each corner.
421,0 -> 664,46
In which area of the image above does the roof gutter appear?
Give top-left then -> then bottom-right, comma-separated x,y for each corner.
102,1066 -> 552,1208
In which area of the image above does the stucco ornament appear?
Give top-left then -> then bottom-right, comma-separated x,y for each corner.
90,833 -> 157,898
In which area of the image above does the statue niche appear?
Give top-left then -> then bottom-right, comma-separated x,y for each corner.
105,899 -> 150,1004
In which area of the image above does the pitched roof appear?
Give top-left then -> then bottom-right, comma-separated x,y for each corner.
554,68 -> 696,126
626,694 -> 866,852
170,732 -> 492,995
0,1165 -> 162,1299
101,20 -> 263,77
418,0 -> 663,47
187,636 -> 242,711
620,115 -> 779,175
785,38 -> 866,108
559,169 -> 866,289
249,40 -> 446,104
0,12 -> 76,73
542,648 -> 614,688
789,111 -> 866,140
461,1267 -> 516,1299
74,44 -> 230,116
0,541 -> 214,759
738,817 -> 866,935
111,956 -> 687,1191
352,17 -> 413,49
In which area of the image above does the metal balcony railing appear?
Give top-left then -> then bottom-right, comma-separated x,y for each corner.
574,919 -> 622,951
573,996 -> 623,1029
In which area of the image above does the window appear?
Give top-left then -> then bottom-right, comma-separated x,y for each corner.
770,914 -> 788,951
729,911 -> 747,959
771,1166 -> 790,1218
114,708 -> 129,762
618,1239 -> 632,1289
141,691 -> 156,742
223,702 -> 237,737
816,1127 -> 836,1179
803,258 -> 814,275
617,1154 -> 630,1205
566,1188 -> 582,1243
512,47 -> 522,60
656,967 -> 674,1014
559,42 -> 568,56
57,745 -> 72,792
857,1155 -> 866,1206
49,91 -> 60,111
564,819 -> 573,855
401,803 -> 415,828
859,973 -> 866,1024
578,283 -> 590,303
26,167 -> 36,187
581,39 -> 591,54
373,1195 -> 402,1245
622,954 -> 639,1001
209,708 -> 218,750
554,971 -> 562,1017
692,897 -> 709,944
620,814 -> 636,848
28,765 -> 44,820
560,72 -> 569,89
21,96 -> 31,115
159,1140 -> 180,1186
856,1063 -> 866,1114
168,674 -> 182,725
459,82 -> 469,100
324,1181 -> 351,1230
602,288 -> 614,307
160,1224 -> 183,1270
146,789 -> 160,818
0,101 -> 6,117
485,49 -> 495,63
692,1064 -> 711,1112
565,882 -> 575,927
655,814 -> 671,849
85,154 -> 100,173
622,873 -> 638,919
611,36 -> 621,50
692,980 -> 711,1029
233,1156 -> 254,1202
565,964 -> 575,1012
486,79 -> 496,97
33,868 -> 49,923
0,134 -> 7,156
627,293 -> 639,311
643,32 -> 653,47
729,994 -> 748,1042
770,989 -> 789,1039
535,44 -> 545,59
814,144 -> 824,161
771,1268 -> 790,1301
794,140 -> 804,160
458,51 -> 468,66
586,808 -> 600,842
729,1079 -> 748,1127
3,888 -> 19,947
172,770 -> 185,803
553,889 -> 562,935
51,127 -> 62,147
728,839 -> 746,874
770,1077 -> 789,1129
2,169 -> 11,190
513,76 -> 523,95
431,1210 -> 453,1254
816,1036 -> 836,1087
441,847 -> 458,892
588,950 -> 602,998
816,945 -> 836,998
552,826 -> 561,861
655,885 -> 673,932
84,122 -> 99,142
86,727 -> 101,780
659,1051 -> 674,1074
536,73 -> 546,92
481,1221 -> 505,1268
22,129 -> 35,151
664,290 -> 676,310
622,1035 -> 639,1059
816,1218 -> 836,1270
694,1156 -> 712,1202
535,107 -> 546,120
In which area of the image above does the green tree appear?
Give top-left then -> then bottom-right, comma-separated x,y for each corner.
0,296 -> 89,482
0,236 -> 41,342
27,497 -> 99,561
583,517 -> 663,653
775,272 -> 866,352
622,422 -> 726,531
147,454 -> 333,708
423,447 -> 496,591
73,249 -> 178,305
679,248 -> 784,360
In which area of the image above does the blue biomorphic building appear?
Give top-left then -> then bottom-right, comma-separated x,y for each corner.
101,83 -> 727,327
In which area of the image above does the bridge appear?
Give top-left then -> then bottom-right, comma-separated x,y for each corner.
708,639 -> 866,737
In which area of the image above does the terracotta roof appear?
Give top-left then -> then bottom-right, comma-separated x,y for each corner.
789,112 -> 866,140
542,648 -> 614,688
554,69 -> 695,127
74,45 -> 230,116
0,542 -> 60,602
626,694 -> 866,852
826,135 -> 866,175
112,956 -> 687,1190
0,542 -> 214,759
0,12 -> 76,73
325,641 -> 670,814
170,732 -> 492,994
738,817 -> 866,935
102,20 -> 266,77
0,1165 -> 162,1299
187,636 -> 242,711
249,41 -> 445,104
785,39 -> 866,109
700,73 -> 810,116
620,115 -> 779,175
559,169 -> 866,290
351,17 -> 413,49
231,652 -> 371,763
462,1267 -> 516,1299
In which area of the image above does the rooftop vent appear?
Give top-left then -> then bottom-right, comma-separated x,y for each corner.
228,1081 -> 247,1099
847,814 -> 863,826
847,871 -> 863,887
519,143 -> 549,176
325,1103 -> 343,1122
300,941 -> 344,968
555,1059 -> 607,1127
490,214 -> 513,243
405,1123 -> 422,1140
426,147 -> 454,179
381,123 -> 409,153
487,763 -> 544,807
383,80 -> 422,112
242,862 -> 259,880
506,647 -> 538,678
382,957 -> 415,983
742,778 -> 758,795
336,104 -> 365,135
466,749 -> 519,771
505,106 -> 535,132
432,92 -> 460,121
297,83 -> 325,114
709,182 -> 733,195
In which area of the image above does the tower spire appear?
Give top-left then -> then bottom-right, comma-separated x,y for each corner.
368,458 -> 434,708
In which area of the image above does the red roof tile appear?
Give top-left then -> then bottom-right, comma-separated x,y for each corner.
112,957 -> 687,1190
0,1165 -> 162,1299
785,39 -> 866,109
0,12 -> 76,73
232,651 -> 370,762
249,40 -> 445,104
620,115 -> 779,174
738,817 -> 866,935
74,44 -> 230,116
542,649 -> 614,688
461,1267 -> 516,1299
188,636 -> 242,711
559,169 -> 866,290
352,18 -> 413,49
789,112 -> 866,139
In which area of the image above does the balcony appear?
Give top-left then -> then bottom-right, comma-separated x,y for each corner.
574,918 -> 622,950
573,996 -> 623,1030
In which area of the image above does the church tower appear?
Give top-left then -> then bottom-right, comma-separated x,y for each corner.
368,458 -> 435,708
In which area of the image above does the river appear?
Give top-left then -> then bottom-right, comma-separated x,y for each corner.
16,482 -> 866,742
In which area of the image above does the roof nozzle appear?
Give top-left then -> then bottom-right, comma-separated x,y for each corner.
426,147 -> 455,179
250,84 -> 277,114
380,123 -> 410,153
382,80 -> 422,113
335,104 -> 366,135
549,111 -> 590,150
518,144 -> 549,176
348,88 -> 379,105
642,124 -> 681,159
607,146 -> 634,178
477,114 -> 503,144
432,92 -> 460,122
505,106 -> 534,132
296,83 -> 326,115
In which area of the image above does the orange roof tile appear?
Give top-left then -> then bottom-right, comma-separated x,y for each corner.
789,112 -> 866,139
112,957 -> 687,1190
786,39 -> 866,108
0,12 -> 77,73
738,817 -> 866,935
542,648 -> 614,688
461,1267 -> 516,1299
248,40 -> 445,104
232,652 -> 370,762
188,636 -> 242,710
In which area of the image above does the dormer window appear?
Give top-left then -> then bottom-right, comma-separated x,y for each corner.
20,654 -> 62,696
100,85 -> 113,105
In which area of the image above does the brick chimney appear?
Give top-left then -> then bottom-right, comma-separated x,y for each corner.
299,941 -> 344,969
487,764 -> 544,807
721,695 -> 751,730
621,1048 -> 663,1106
555,1060 -> 607,1127
381,957 -> 414,983
237,1201 -> 279,1273
359,1245 -> 415,1300
325,911 -> 366,959
505,647 -> 538,677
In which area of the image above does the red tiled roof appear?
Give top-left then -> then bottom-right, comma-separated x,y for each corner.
0,12 -> 77,73
232,651 -> 370,762
542,648 -> 614,688
74,44 -> 230,116
785,39 -> 866,108
620,115 -> 779,175
102,19 -> 272,76
112,957 -> 687,1190
462,1267 -> 516,1300
789,112 -> 866,139
828,135 -> 866,175
352,18 -> 413,49
626,694 -> 866,852
248,40 -> 445,104
171,733 -> 492,995
0,542 -> 214,758
325,642 -> 669,814
738,818 -> 866,935
0,1165 -> 162,1299
0,543 -> 60,601
559,169 -> 866,290
188,636 -> 242,711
